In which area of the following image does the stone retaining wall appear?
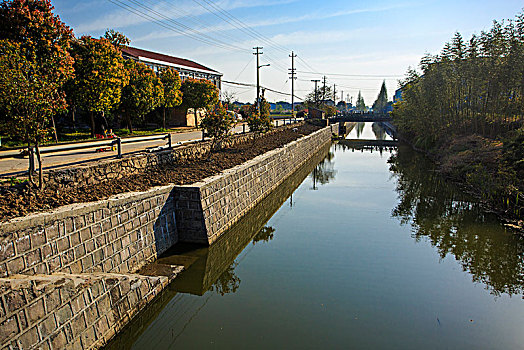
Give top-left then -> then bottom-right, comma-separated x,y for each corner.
0,272 -> 179,349
174,126 -> 333,244
0,185 -> 178,278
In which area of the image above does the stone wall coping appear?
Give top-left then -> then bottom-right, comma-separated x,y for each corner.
0,272 -> 168,287
0,184 -> 175,238
178,126 -> 328,190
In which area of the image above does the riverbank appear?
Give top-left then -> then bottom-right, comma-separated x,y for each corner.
398,131 -> 524,234
0,123 -> 320,222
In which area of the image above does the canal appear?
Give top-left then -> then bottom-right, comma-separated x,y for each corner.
107,122 -> 524,349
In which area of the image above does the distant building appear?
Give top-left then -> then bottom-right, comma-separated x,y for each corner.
121,46 -> 223,127
121,46 -> 222,90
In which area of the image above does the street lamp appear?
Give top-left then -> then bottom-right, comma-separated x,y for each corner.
257,63 -> 270,114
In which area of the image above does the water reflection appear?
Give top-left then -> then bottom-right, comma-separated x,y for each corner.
310,151 -> 336,189
252,226 -> 275,245
355,122 -> 365,137
372,122 -> 387,140
390,145 -> 524,296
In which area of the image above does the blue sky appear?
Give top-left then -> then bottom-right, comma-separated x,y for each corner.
52,0 -> 523,104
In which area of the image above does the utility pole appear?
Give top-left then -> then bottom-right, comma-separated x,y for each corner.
333,84 -> 336,105
311,79 -> 320,107
289,51 -> 297,117
322,76 -> 327,103
253,47 -> 263,114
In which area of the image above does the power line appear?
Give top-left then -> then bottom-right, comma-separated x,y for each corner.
193,0 -> 290,54
222,80 -> 303,100
125,0 -> 250,53
234,56 -> 255,81
140,0 -> 250,46
297,70 -> 403,77
106,0 -> 250,53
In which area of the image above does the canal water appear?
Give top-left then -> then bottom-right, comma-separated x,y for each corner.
107,123 -> 524,350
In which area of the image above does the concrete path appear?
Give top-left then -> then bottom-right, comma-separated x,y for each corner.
0,120 -> 300,177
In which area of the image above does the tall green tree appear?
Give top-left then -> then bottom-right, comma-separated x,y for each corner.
246,97 -> 272,140
119,60 -> 164,132
0,0 -> 74,188
159,68 -> 183,129
372,81 -> 388,113
356,91 -> 366,111
68,35 -> 129,136
181,78 -> 219,126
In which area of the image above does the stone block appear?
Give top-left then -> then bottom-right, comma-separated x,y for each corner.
31,230 -> 46,249
0,316 -> 19,344
18,326 -> 40,349
0,242 -> 15,262
4,290 -> 26,315
26,298 -> 46,325
50,329 -> 68,349
55,303 -> 73,327
15,235 -> 31,255
37,314 -> 56,339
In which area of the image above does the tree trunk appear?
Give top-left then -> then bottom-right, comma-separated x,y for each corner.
51,115 -> 59,143
27,140 -> 35,188
127,115 -> 133,133
194,108 -> 198,128
163,107 -> 166,130
35,141 -> 43,190
90,111 -> 95,138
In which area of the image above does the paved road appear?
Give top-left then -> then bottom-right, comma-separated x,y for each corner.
0,120 -> 299,177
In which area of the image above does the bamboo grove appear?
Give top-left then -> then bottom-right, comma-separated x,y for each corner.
393,10 -> 524,221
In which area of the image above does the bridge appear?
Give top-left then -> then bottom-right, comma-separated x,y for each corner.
330,112 -> 392,123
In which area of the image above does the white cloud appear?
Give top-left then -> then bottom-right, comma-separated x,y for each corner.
75,0 -> 298,34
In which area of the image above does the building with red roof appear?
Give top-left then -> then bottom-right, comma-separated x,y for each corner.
121,46 -> 222,91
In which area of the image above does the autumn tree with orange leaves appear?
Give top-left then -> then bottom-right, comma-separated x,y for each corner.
0,0 -> 74,188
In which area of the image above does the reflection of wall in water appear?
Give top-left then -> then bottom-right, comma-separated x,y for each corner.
174,142 -> 333,295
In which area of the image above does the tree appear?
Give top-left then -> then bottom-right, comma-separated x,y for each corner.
181,78 -> 219,126
119,60 -> 164,132
356,91 -> 366,111
68,35 -> 128,136
221,90 -> 237,109
159,68 -> 182,129
103,29 -> 130,48
372,81 -> 388,113
200,103 -> 236,150
246,97 -> 272,140
0,0 -> 74,188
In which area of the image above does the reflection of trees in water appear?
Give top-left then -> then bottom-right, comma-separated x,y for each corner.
389,146 -> 524,296
211,262 -> 241,296
334,142 -> 395,156
210,226 -> 276,296
372,122 -> 386,140
355,122 -> 365,137
310,151 -> 337,189
253,226 -> 275,245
